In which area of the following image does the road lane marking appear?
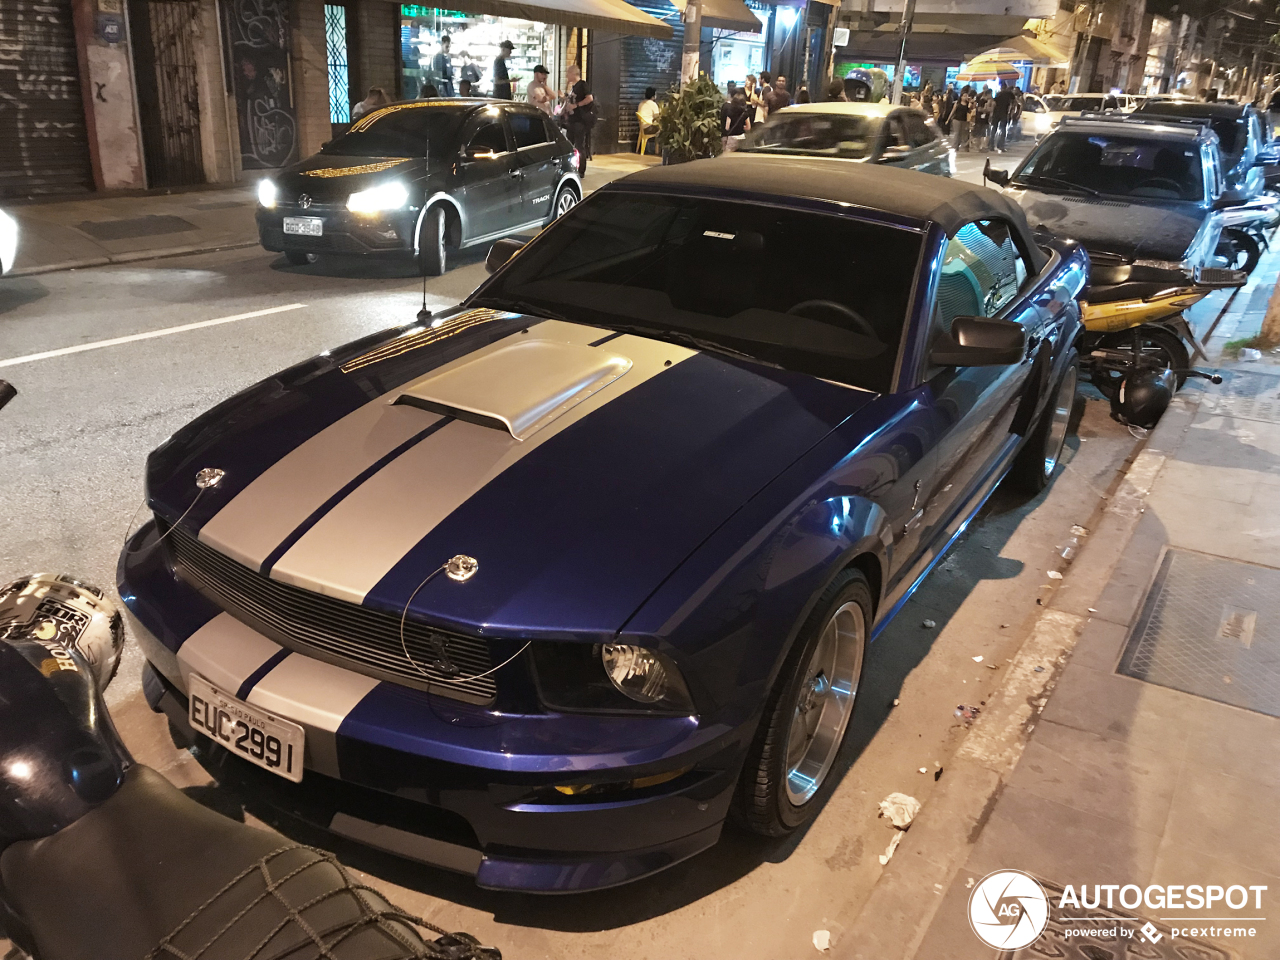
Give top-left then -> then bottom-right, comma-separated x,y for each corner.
0,303 -> 307,369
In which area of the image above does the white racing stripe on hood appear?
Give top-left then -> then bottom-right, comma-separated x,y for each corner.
269,332 -> 696,604
197,319 -> 560,571
175,612 -> 281,695
199,403 -> 444,570
246,652 -> 380,778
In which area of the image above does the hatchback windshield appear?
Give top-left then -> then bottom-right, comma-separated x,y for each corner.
1047,96 -> 1106,112
323,104 -> 465,158
740,113 -> 881,160
1016,132 -> 1204,201
475,192 -> 923,393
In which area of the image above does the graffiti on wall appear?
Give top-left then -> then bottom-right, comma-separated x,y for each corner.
221,0 -> 297,169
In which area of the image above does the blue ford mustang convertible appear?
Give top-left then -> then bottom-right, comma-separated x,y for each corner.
120,156 -> 1087,893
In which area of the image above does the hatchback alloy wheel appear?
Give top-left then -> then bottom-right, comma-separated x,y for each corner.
555,188 -> 577,218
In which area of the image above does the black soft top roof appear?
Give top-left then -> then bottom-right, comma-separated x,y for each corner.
611,154 -> 1048,272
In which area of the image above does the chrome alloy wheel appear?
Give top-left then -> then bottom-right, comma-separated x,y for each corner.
783,600 -> 865,805
555,189 -> 577,218
1042,364 -> 1078,479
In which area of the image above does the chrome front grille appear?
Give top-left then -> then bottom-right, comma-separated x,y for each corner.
163,521 -> 496,703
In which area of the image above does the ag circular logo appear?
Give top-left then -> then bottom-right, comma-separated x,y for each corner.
968,869 -> 1050,949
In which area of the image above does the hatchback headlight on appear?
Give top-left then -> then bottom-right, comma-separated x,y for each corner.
257,180 -> 278,208
0,209 -> 18,274
347,181 -> 409,214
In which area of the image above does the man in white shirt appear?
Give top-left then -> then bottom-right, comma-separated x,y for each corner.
525,64 -> 556,115
637,86 -> 660,133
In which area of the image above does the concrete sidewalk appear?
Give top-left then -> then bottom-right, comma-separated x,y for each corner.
3,153 -> 658,277
835,242 -> 1280,959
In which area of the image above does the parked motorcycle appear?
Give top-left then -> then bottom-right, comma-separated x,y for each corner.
1079,255 -> 1231,426
1216,194 -> 1280,274
0,382 -> 501,960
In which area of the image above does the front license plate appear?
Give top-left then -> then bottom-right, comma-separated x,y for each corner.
188,674 -> 305,782
283,217 -> 323,237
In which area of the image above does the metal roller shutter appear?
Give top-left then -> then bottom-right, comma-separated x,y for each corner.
616,0 -> 681,151
0,0 -> 94,197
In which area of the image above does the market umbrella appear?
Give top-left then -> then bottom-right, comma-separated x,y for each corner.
956,60 -> 1023,83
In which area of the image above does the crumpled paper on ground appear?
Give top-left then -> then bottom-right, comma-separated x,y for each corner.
878,792 -> 922,828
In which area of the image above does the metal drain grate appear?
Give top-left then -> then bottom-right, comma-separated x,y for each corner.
1004,880 -> 1237,959
1118,548 -> 1280,718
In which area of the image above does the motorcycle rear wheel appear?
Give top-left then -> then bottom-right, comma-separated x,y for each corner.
1091,325 -> 1189,399
1220,228 -> 1261,274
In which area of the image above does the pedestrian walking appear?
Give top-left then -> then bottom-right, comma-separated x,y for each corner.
563,63 -> 595,176
721,88 -> 751,150
755,71 -> 772,123
948,88 -> 973,151
989,80 -> 1013,152
973,90 -> 991,150
493,40 -> 518,100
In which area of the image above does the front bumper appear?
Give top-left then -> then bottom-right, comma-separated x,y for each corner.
256,205 -> 419,256
119,523 -> 742,892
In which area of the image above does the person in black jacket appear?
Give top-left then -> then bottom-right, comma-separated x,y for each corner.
563,64 -> 595,175
493,40 -> 517,99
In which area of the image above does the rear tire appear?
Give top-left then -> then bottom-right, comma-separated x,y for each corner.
1092,325 -> 1189,397
418,206 -> 447,276
1011,353 -> 1078,494
547,184 -> 578,226
1221,227 -> 1261,274
284,250 -> 313,266
734,569 -> 870,837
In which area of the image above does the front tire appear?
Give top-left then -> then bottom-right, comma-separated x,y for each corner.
418,206 -> 447,276
1220,227 -> 1261,274
735,569 -> 870,837
1011,353 -> 1078,494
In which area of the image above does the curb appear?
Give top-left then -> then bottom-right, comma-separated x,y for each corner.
8,240 -> 260,277
829,394 -> 1201,960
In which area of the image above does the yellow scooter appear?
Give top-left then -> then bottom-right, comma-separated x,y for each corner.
1079,253 -> 1238,404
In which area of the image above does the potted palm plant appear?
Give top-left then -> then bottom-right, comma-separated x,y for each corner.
657,74 -> 723,164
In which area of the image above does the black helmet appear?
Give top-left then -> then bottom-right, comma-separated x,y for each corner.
1111,367 -> 1174,429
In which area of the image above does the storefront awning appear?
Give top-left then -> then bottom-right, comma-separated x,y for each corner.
969,35 -> 1071,68
669,0 -> 760,35
421,0 -> 673,38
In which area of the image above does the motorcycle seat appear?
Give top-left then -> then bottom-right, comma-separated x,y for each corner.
0,764 -> 434,960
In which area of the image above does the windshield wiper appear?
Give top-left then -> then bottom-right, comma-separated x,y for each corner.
598,323 -> 780,367
1014,174 -> 1100,197
469,296 -> 572,323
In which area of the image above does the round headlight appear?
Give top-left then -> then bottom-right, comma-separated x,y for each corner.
600,644 -> 681,704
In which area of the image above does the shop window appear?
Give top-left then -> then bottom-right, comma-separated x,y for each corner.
510,112 -> 549,148
469,121 -> 509,155
325,4 -> 350,124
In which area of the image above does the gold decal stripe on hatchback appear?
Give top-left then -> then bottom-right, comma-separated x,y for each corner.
339,308 -> 520,373
300,160 -> 411,178
349,99 -> 474,133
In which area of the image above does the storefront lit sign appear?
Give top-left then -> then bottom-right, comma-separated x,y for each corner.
401,5 -> 468,18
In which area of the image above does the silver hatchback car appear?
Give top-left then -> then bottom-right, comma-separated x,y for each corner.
736,101 -> 954,177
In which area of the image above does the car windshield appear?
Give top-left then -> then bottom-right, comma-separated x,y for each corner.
1136,108 -> 1242,155
1051,96 -> 1105,112
476,192 -> 923,393
1016,131 -> 1204,201
322,105 -> 465,158
740,113 -> 882,159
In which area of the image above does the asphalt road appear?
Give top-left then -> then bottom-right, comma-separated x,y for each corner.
1,134 -> 1136,960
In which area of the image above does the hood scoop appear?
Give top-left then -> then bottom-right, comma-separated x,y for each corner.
396,338 -> 632,440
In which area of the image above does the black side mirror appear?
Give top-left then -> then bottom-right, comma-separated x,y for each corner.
929,316 -> 1026,366
1253,149 -> 1280,166
485,238 -> 525,275
0,380 -> 14,411
982,158 -> 1010,187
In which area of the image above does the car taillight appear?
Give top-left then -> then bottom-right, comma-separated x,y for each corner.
571,149 -> 580,170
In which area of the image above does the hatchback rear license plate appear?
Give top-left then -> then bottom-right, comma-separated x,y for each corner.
283,217 -> 323,237
188,673 -> 305,782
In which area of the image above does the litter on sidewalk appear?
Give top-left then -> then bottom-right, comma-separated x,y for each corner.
877,793 -> 921,828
